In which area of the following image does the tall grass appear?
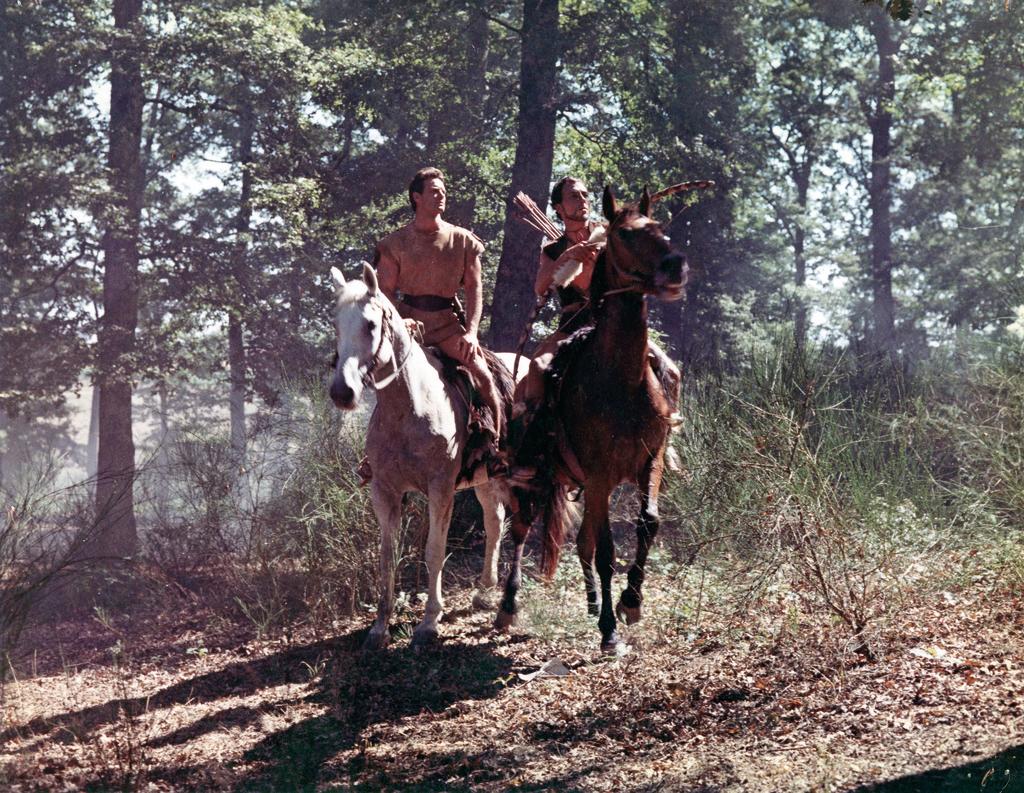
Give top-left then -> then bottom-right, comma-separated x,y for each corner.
139,377 -> 407,635
659,335 -> 1024,658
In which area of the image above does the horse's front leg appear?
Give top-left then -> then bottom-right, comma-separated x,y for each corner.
587,483 -> 619,652
472,481 -> 506,611
617,452 -> 665,626
412,480 -> 456,648
365,482 -> 403,651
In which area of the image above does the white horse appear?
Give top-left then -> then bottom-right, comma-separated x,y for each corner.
329,264 -> 519,650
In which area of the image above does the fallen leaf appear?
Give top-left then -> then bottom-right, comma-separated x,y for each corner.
518,658 -> 571,682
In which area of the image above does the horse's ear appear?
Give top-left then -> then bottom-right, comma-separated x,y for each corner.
639,185 -> 651,217
330,267 -> 346,295
602,185 -> 618,222
362,263 -> 379,296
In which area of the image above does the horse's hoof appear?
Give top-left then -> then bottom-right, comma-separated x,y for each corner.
472,589 -> 497,612
494,609 -> 517,632
411,627 -> 439,649
600,631 -> 620,654
616,600 -> 642,625
363,628 -> 390,652
587,601 -> 600,617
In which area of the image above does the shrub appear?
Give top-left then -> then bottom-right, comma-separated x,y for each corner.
659,335 -> 993,659
0,453 -> 95,677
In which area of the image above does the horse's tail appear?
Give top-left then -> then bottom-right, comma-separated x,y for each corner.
539,483 -> 575,580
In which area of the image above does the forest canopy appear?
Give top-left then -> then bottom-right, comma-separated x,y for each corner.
1,0 -> 1022,549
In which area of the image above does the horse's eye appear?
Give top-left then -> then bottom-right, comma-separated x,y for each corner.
367,320 -> 377,332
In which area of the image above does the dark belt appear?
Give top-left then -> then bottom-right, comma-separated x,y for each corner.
401,293 -> 456,312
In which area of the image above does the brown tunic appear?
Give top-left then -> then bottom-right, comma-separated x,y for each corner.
376,221 -> 485,345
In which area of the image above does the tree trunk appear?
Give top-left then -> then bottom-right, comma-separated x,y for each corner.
94,0 -> 143,559
228,102 -> 253,468
443,7 -> 490,228
0,410 -> 7,491
488,0 -> 559,351
793,164 -> 811,349
86,384 -> 99,484
867,10 -> 898,361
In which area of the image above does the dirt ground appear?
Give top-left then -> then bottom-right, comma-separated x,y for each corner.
2,551 -> 1024,792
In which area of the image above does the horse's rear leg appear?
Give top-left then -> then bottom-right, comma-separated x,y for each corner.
495,509 -> 530,630
412,482 -> 456,648
365,483 -> 403,651
472,482 -> 506,611
617,454 -> 665,626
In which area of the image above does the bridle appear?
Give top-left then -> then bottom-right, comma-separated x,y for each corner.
355,300 -> 412,390
600,219 -> 667,300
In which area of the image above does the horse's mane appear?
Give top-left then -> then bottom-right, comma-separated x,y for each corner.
588,248 -> 612,310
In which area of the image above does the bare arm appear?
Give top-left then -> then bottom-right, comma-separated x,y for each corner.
534,251 -> 558,296
534,243 -> 599,296
376,246 -> 399,301
376,246 -> 419,336
462,252 -> 484,338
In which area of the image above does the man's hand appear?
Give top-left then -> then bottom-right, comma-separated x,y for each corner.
556,241 -> 600,269
457,330 -> 482,360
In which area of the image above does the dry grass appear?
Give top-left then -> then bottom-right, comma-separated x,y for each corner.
2,539 -> 1024,792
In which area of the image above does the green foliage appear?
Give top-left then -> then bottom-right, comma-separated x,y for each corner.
3,0 -> 1024,657
0,0 -> 103,419
659,334 -> 1020,656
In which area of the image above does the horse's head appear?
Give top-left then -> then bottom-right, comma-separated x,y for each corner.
328,264 -> 394,410
601,185 -> 688,301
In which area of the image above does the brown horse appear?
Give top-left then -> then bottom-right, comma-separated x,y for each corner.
498,185 -> 687,651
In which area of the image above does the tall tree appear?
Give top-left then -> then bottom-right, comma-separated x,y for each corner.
228,100 -> 253,467
756,4 -> 848,348
896,3 -> 1024,334
0,0 -> 99,439
94,0 -> 145,557
489,0 -> 560,351
661,0 -> 759,372
864,7 -> 899,361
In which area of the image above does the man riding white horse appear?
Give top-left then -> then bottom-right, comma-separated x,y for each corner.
377,168 -> 504,445
328,263 -> 515,649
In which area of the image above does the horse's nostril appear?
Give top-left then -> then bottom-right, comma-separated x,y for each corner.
660,253 -> 686,282
329,379 -> 355,407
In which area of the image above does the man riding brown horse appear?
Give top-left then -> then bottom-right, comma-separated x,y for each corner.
516,176 -> 682,430
533,177 -> 602,354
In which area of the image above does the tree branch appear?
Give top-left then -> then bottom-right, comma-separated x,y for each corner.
479,10 -> 521,36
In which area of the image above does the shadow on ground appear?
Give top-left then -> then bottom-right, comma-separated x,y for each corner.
8,618 -> 515,791
225,637 -> 514,792
854,744 -> 1024,792
1,634 -> 353,747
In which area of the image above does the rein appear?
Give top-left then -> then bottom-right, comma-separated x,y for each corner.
361,302 -> 413,390
599,239 -> 650,301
